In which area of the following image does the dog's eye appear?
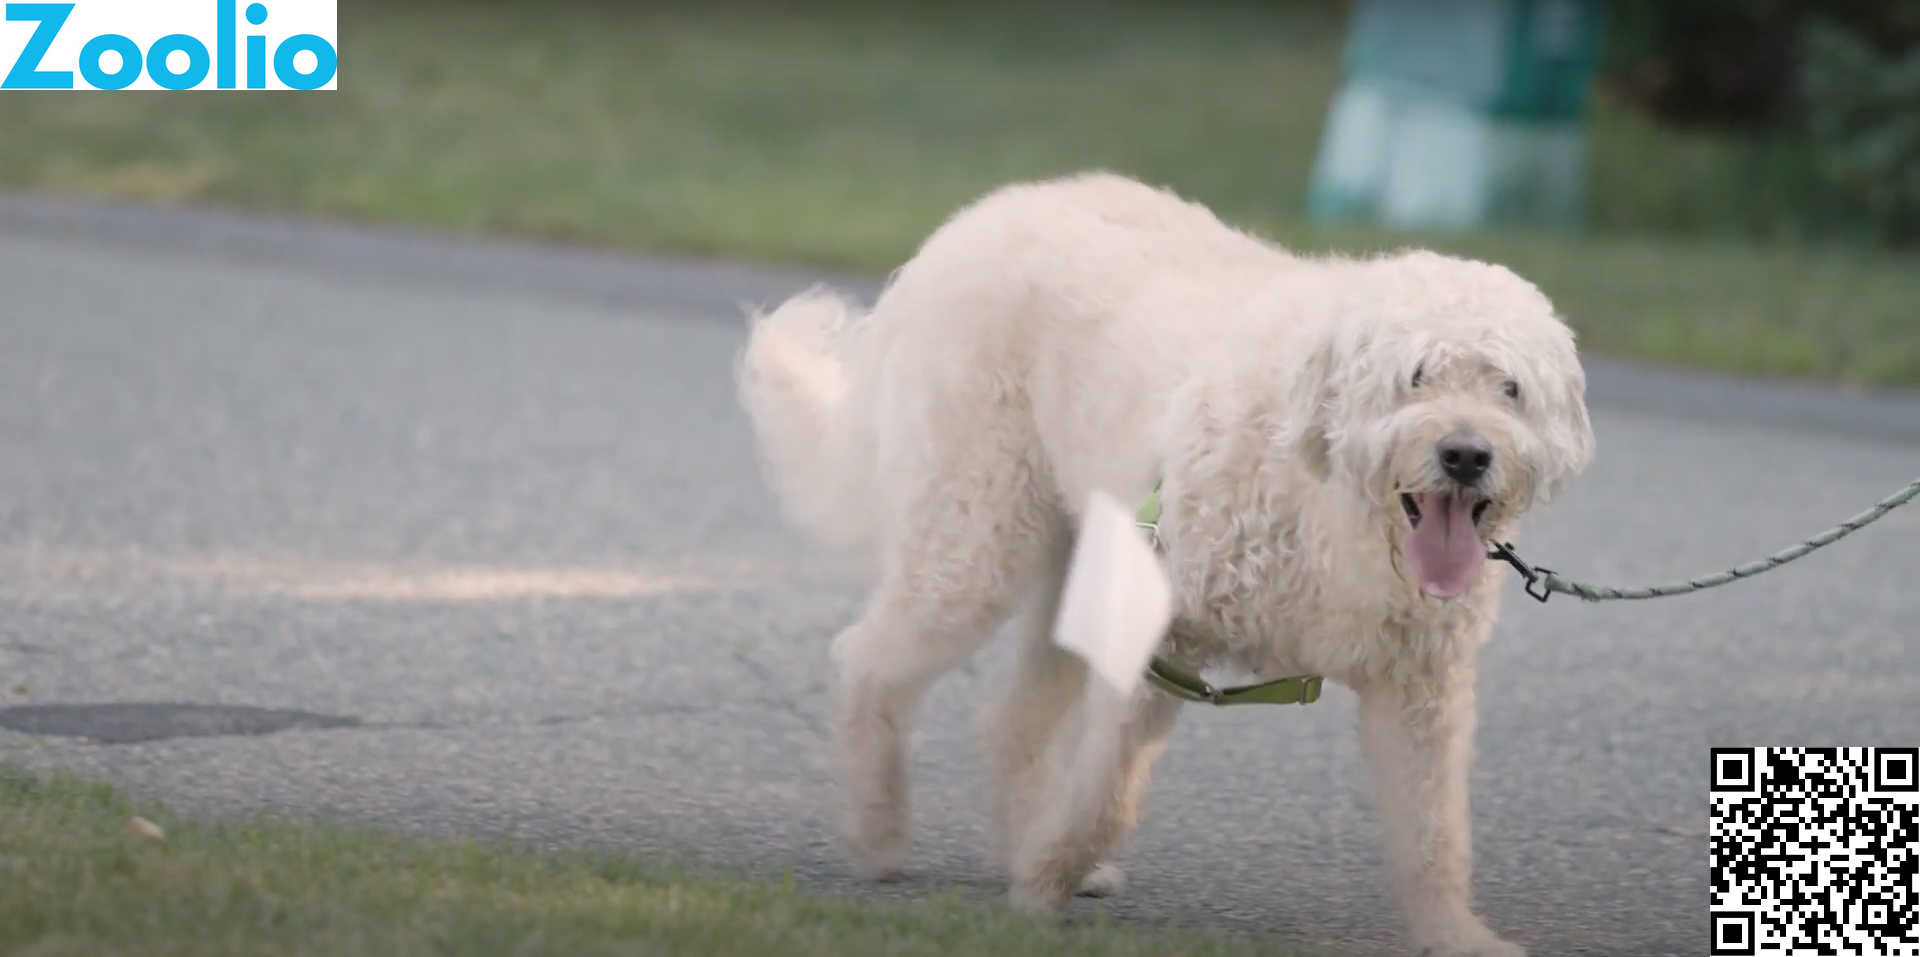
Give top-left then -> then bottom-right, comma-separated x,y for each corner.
1502,379 -> 1521,399
1411,363 -> 1425,388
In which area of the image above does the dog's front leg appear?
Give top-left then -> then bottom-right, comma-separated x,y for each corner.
1358,671 -> 1523,957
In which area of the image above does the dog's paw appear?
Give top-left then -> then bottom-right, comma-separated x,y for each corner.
847,840 -> 908,882
851,856 -> 907,882
1418,944 -> 1524,957
1074,862 -> 1127,898
1415,922 -> 1526,957
1008,880 -> 1072,916
1420,943 -> 1524,957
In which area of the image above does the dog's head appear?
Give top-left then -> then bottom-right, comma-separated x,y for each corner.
1276,250 -> 1594,599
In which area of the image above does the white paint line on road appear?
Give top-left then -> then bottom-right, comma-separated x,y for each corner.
0,546 -> 777,603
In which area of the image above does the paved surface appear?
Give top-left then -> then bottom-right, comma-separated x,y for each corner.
2,194 -> 1917,956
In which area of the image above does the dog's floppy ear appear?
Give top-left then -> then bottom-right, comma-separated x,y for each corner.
1276,321 -> 1339,481
1536,352 -> 1596,504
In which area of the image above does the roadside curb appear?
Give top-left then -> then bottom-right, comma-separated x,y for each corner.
0,190 -> 879,319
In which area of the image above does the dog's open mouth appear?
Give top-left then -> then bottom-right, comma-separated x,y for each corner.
1398,491 -> 1491,599
1399,493 -> 1490,529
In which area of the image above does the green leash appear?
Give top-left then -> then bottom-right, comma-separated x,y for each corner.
1489,475 -> 1920,603
1134,487 -> 1324,707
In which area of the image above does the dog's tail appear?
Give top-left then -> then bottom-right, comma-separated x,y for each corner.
735,285 -> 878,553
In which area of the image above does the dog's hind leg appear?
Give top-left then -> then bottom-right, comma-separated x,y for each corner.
981,534 -> 1081,873
828,446 -> 1061,880
828,582 -> 1008,879
980,537 -> 1160,899
1073,692 -> 1179,899
1007,683 -> 1179,912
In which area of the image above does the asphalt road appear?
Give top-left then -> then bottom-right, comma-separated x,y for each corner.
3,194 -> 1917,956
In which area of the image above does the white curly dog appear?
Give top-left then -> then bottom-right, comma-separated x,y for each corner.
736,172 -> 1594,956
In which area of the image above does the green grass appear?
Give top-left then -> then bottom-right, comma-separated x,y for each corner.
0,0 -> 1914,386
0,765 -> 1288,957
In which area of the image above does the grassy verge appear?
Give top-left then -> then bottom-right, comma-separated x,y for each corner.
0,1 -> 1914,385
0,765 -> 1288,957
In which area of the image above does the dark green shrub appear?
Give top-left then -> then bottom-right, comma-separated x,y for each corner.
1602,0 -> 1919,129
1799,19 -> 1920,244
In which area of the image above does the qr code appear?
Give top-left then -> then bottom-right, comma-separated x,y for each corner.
1711,747 -> 1919,955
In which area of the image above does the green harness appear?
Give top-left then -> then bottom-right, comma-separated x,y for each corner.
1133,487 -> 1324,706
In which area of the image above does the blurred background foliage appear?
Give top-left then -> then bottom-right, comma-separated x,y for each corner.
1599,0 -> 1920,244
0,0 -> 1913,384
1799,17 -> 1920,245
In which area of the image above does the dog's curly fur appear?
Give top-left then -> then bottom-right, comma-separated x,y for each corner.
735,172 -> 1594,956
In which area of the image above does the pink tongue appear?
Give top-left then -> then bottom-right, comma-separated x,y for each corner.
1402,492 -> 1485,598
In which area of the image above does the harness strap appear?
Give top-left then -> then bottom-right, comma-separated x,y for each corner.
1146,657 -> 1324,706
1135,484 -> 1324,707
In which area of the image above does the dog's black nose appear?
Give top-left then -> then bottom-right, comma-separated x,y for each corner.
1437,431 -> 1493,485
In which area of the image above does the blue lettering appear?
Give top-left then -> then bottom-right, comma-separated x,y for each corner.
216,0 -> 234,88
147,33 -> 209,90
272,33 -> 333,90
5,0 -> 333,92
247,33 -> 264,88
2,3 -> 74,90
77,32 -> 138,90
247,2 -> 268,88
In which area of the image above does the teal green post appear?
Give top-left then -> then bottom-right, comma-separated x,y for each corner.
1307,0 -> 1604,231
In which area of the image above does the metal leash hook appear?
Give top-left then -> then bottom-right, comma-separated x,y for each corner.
1488,540 -> 1555,603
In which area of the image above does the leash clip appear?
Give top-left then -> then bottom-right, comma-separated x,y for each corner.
1489,541 -> 1555,603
